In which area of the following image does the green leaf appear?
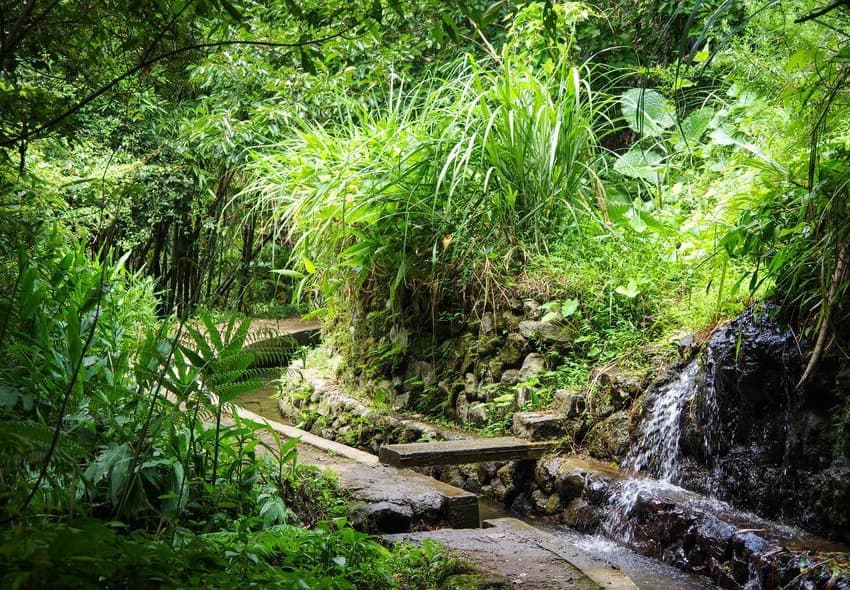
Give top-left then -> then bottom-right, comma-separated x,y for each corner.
302,257 -> 316,275
628,214 -> 648,234
615,280 -> 640,298
561,298 -> 579,318
677,107 -> 714,144
271,269 -> 305,279
614,148 -> 664,183
621,88 -> 676,137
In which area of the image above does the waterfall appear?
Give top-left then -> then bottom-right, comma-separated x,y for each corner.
626,361 -> 699,482
602,361 -> 700,538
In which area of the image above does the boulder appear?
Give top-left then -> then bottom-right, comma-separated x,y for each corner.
593,365 -> 646,403
560,498 -> 601,532
500,369 -> 520,386
498,333 -> 527,365
518,352 -> 547,381
480,312 -> 495,335
518,320 -> 572,345
523,299 -> 543,320
512,411 -> 565,441
584,411 -> 632,460
551,389 -> 585,418
467,403 -> 489,427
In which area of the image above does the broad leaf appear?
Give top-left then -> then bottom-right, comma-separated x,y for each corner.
620,88 -> 676,137
614,148 -> 664,183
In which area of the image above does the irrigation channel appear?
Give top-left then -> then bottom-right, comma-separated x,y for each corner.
233,323 -> 849,590
237,382 -> 715,588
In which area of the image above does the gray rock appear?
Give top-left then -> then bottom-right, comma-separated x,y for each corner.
515,385 -> 531,408
585,386 -> 615,419
512,411 -> 565,441
551,389 -> 585,418
415,360 -> 435,386
518,352 -> 547,381
487,358 -> 504,382
467,403 -> 489,427
498,332 -> 527,365
456,391 -> 470,422
500,369 -> 520,386
392,391 -> 410,410
523,299 -> 542,320
464,372 -> 478,394
480,312 -> 495,335
593,365 -> 645,402
518,320 -> 572,345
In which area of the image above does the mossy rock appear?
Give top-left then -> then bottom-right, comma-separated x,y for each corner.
583,411 -> 631,460
443,573 -> 512,590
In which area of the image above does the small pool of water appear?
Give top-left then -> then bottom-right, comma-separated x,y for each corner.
236,384 -> 282,420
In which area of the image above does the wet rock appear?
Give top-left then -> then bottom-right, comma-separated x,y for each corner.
518,320 -> 572,345
678,304 -> 850,544
584,411 -> 632,460
560,498 -> 601,532
512,411 -> 565,441
463,474 -> 482,494
510,491 -> 534,516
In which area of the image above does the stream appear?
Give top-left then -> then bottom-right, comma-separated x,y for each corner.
237,381 -> 719,589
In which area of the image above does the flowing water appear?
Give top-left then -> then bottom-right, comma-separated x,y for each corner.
626,361 -> 699,482
480,499 -> 716,590
600,362 -> 701,538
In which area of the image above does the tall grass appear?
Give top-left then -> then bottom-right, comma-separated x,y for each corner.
244,57 -> 599,316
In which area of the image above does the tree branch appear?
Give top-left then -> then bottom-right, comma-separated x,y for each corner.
795,0 -> 850,24
0,24 -> 360,147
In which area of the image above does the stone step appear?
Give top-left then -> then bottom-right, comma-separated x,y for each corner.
378,436 -> 557,468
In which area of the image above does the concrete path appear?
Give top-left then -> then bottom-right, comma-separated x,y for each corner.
386,517 -> 639,590
228,403 -> 479,531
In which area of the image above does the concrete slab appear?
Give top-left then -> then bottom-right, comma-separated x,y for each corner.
229,403 -> 480,531
385,517 -> 637,590
379,436 -> 557,468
